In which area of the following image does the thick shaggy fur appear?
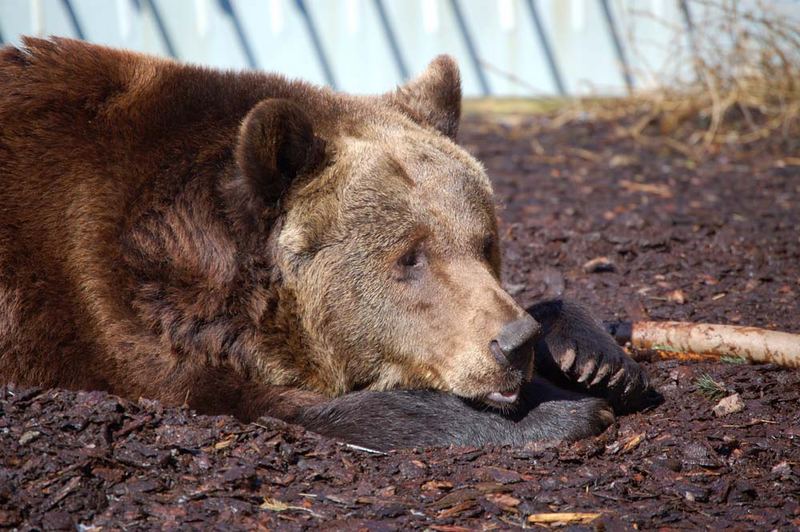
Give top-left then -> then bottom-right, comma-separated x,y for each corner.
0,38 -> 652,448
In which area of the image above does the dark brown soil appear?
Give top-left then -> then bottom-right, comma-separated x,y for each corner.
2,114 -> 799,530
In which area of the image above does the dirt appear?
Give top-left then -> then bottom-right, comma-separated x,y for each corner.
2,113 -> 799,530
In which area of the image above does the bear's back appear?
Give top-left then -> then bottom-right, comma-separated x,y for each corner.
0,38 -> 342,249
0,38 -> 335,393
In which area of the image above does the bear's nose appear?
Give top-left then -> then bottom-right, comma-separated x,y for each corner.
490,315 -> 541,368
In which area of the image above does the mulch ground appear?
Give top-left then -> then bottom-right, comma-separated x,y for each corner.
2,112 -> 799,530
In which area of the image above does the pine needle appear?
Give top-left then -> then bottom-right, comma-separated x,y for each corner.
695,373 -> 728,401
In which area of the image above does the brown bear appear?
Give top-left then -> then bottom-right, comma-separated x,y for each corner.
0,37 -> 652,450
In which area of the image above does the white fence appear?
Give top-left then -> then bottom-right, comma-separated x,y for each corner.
1,0 -> 798,96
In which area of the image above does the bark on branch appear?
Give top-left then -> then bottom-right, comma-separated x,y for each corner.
606,321 -> 800,368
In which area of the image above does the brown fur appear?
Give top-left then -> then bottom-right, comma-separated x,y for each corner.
0,37 -> 532,423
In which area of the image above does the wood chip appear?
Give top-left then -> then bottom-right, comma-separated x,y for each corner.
422,480 -> 453,491
582,256 -> 616,274
260,498 -> 322,518
429,526 -> 472,532
485,493 -> 521,510
619,179 -> 673,198
260,498 -> 290,512
436,501 -> 476,519
45,476 -> 81,511
609,154 -> 638,167
621,433 -> 646,454
18,430 -> 41,445
213,435 -> 236,450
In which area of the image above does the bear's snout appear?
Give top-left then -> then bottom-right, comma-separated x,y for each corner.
489,314 -> 541,370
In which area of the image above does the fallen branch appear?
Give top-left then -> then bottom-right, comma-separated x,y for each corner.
607,321 -> 800,368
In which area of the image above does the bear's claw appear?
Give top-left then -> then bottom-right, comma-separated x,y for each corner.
528,299 -> 659,414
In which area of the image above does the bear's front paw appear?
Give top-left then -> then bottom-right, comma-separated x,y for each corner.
528,300 -> 656,413
558,396 -> 616,441
519,378 -> 615,442
555,337 -> 650,413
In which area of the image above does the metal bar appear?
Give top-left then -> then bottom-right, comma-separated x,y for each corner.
372,0 -> 409,81
598,0 -> 633,93
294,0 -> 338,90
678,0 -> 700,80
218,0 -> 258,69
447,0 -> 490,96
61,0 -> 86,40
139,0 -> 178,58
678,0 -> 695,33
523,0 -> 566,96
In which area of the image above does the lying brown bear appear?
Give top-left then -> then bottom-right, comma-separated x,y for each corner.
0,38 -> 652,450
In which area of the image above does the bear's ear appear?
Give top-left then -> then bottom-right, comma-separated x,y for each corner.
388,55 -> 462,139
235,99 -> 320,206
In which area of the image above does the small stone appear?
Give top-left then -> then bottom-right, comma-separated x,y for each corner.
582,256 -> 616,274
674,482 -> 709,502
503,283 -> 526,296
772,461 -> 792,477
682,441 -> 722,468
18,430 -> 41,445
667,289 -> 687,304
713,393 -> 745,417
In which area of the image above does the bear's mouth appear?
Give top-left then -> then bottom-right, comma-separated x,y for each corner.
485,387 -> 520,405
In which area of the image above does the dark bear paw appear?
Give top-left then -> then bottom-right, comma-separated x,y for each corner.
555,335 -> 651,414
528,300 -> 658,414
549,396 -> 616,441
518,377 -> 616,442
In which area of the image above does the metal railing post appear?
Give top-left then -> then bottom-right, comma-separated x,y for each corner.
372,0 -> 409,81
61,0 -> 86,40
218,0 -> 258,69
294,0 -> 338,90
598,0 -> 634,93
679,0 -> 700,82
138,0 -> 178,58
447,0 -> 490,96
524,0 -> 566,96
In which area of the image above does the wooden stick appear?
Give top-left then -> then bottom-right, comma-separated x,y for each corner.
607,321 -> 800,367
527,512 -> 601,524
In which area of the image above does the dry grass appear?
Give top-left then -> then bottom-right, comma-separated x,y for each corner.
560,1 -> 800,152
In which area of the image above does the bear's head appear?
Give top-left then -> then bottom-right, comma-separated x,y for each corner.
230,57 -> 540,408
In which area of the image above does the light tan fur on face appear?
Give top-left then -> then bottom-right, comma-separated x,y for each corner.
276,113 -> 531,400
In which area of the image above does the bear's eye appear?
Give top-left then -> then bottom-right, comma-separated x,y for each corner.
395,246 -> 426,281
